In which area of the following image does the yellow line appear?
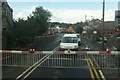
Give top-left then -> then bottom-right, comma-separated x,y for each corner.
2,65 -> 28,67
1,56 -> 12,61
91,55 -> 100,68
89,59 -> 100,80
85,56 -> 95,80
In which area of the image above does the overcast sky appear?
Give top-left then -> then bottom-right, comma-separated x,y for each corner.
7,0 -> 120,2
8,1 -> 119,23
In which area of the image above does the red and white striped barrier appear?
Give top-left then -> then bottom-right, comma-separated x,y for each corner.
0,50 -> 120,54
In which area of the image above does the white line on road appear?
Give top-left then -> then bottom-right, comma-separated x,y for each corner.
53,46 -> 59,51
99,70 -> 106,80
23,55 -> 51,79
16,46 -> 59,80
16,54 -> 49,79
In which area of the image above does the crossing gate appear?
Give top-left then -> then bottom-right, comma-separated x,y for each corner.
1,50 -> 120,69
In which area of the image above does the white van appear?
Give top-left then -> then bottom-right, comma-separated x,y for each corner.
59,34 -> 79,51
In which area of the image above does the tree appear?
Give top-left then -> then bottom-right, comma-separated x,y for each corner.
75,26 -> 83,33
28,6 -> 52,35
73,22 -> 84,33
14,6 -> 52,47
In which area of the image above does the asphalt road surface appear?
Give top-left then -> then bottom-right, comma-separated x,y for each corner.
2,33 -> 119,80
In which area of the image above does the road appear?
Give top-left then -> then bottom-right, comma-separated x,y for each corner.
2,33 -> 119,80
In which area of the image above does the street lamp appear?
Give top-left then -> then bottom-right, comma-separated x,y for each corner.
102,0 -> 105,50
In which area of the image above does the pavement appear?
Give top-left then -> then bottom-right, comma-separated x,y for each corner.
82,37 -> 120,79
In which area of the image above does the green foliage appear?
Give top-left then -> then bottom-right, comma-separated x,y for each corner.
75,26 -> 83,33
74,22 -> 84,27
73,22 -> 84,33
87,27 -> 98,34
28,6 -> 51,35
3,30 -> 16,49
60,23 -> 68,28
14,6 -> 52,47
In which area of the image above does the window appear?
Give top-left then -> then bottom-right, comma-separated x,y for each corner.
61,37 -> 77,43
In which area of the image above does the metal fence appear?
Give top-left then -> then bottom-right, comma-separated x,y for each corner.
2,52 -> 46,67
1,50 -> 120,69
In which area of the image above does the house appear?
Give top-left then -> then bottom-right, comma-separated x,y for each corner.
98,21 -> 116,37
114,1 -> 120,36
67,26 -> 75,33
49,26 -> 66,34
115,29 -> 120,36
1,1 -> 13,49
2,2 -> 13,29
88,19 -> 101,28
115,11 -> 120,28
83,26 -> 90,30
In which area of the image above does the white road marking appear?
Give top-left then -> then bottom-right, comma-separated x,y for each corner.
53,46 -> 59,51
99,70 -> 106,80
16,54 -> 49,79
23,55 -> 51,79
16,46 -> 59,80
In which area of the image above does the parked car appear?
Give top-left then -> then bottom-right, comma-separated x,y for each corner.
97,37 -> 107,43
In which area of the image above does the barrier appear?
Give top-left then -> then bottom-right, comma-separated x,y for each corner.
1,50 -> 120,54
1,50 -> 120,69
40,53 -> 119,69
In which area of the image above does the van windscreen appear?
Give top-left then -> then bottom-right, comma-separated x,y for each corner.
61,37 -> 77,43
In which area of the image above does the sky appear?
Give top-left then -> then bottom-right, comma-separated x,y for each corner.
8,1 -> 119,23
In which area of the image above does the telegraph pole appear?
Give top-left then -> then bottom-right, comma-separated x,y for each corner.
102,0 -> 105,50
85,15 -> 87,22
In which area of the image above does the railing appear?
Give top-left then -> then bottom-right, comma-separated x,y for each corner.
1,50 -> 120,69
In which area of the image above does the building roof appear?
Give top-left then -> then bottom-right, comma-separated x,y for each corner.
2,2 -> 13,12
67,26 -> 74,32
98,21 -> 115,30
